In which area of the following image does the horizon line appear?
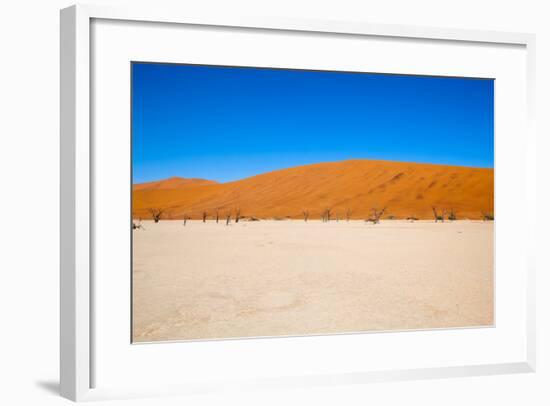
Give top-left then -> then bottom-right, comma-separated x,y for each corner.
132,157 -> 494,185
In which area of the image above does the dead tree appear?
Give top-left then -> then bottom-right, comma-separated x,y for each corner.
366,207 -> 386,224
372,206 -> 386,224
132,219 -> 145,230
346,208 -> 352,221
215,208 -> 220,223
202,210 -> 207,223
226,211 -> 231,226
322,208 -> 332,223
148,208 -> 164,223
235,208 -> 241,223
448,208 -> 457,221
481,211 -> 494,221
303,210 -> 309,222
183,214 -> 189,226
432,206 -> 444,223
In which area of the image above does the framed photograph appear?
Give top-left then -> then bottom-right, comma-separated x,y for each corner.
60,4 -> 536,402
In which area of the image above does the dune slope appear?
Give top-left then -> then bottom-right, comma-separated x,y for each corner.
132,159 -> 493,220
132,176 -> 217,191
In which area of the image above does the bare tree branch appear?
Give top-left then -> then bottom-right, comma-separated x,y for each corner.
235,208 -> 241,223
148,208 -> 164,223
432,206 -> 444,223
448,208 -> 457,221
132,218 -> 145,230
366,206 -> 386,224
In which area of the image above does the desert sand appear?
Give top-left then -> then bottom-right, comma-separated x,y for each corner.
132,219 -> 494,342
132,159 -> 494,221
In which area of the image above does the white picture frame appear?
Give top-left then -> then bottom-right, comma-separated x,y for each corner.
60,4 -> 536,402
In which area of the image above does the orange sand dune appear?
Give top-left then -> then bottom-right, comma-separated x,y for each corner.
132,176 -> 217,191
132,159 -> 494,220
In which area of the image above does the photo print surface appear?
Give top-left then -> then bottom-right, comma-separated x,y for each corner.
131,62 -> 494,342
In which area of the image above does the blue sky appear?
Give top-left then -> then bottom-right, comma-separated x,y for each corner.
132,62 -> 494,184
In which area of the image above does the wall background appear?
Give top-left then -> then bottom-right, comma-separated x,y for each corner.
0,1 -> 547,405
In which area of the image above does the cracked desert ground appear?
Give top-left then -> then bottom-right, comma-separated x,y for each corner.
132,220 -> 493,342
